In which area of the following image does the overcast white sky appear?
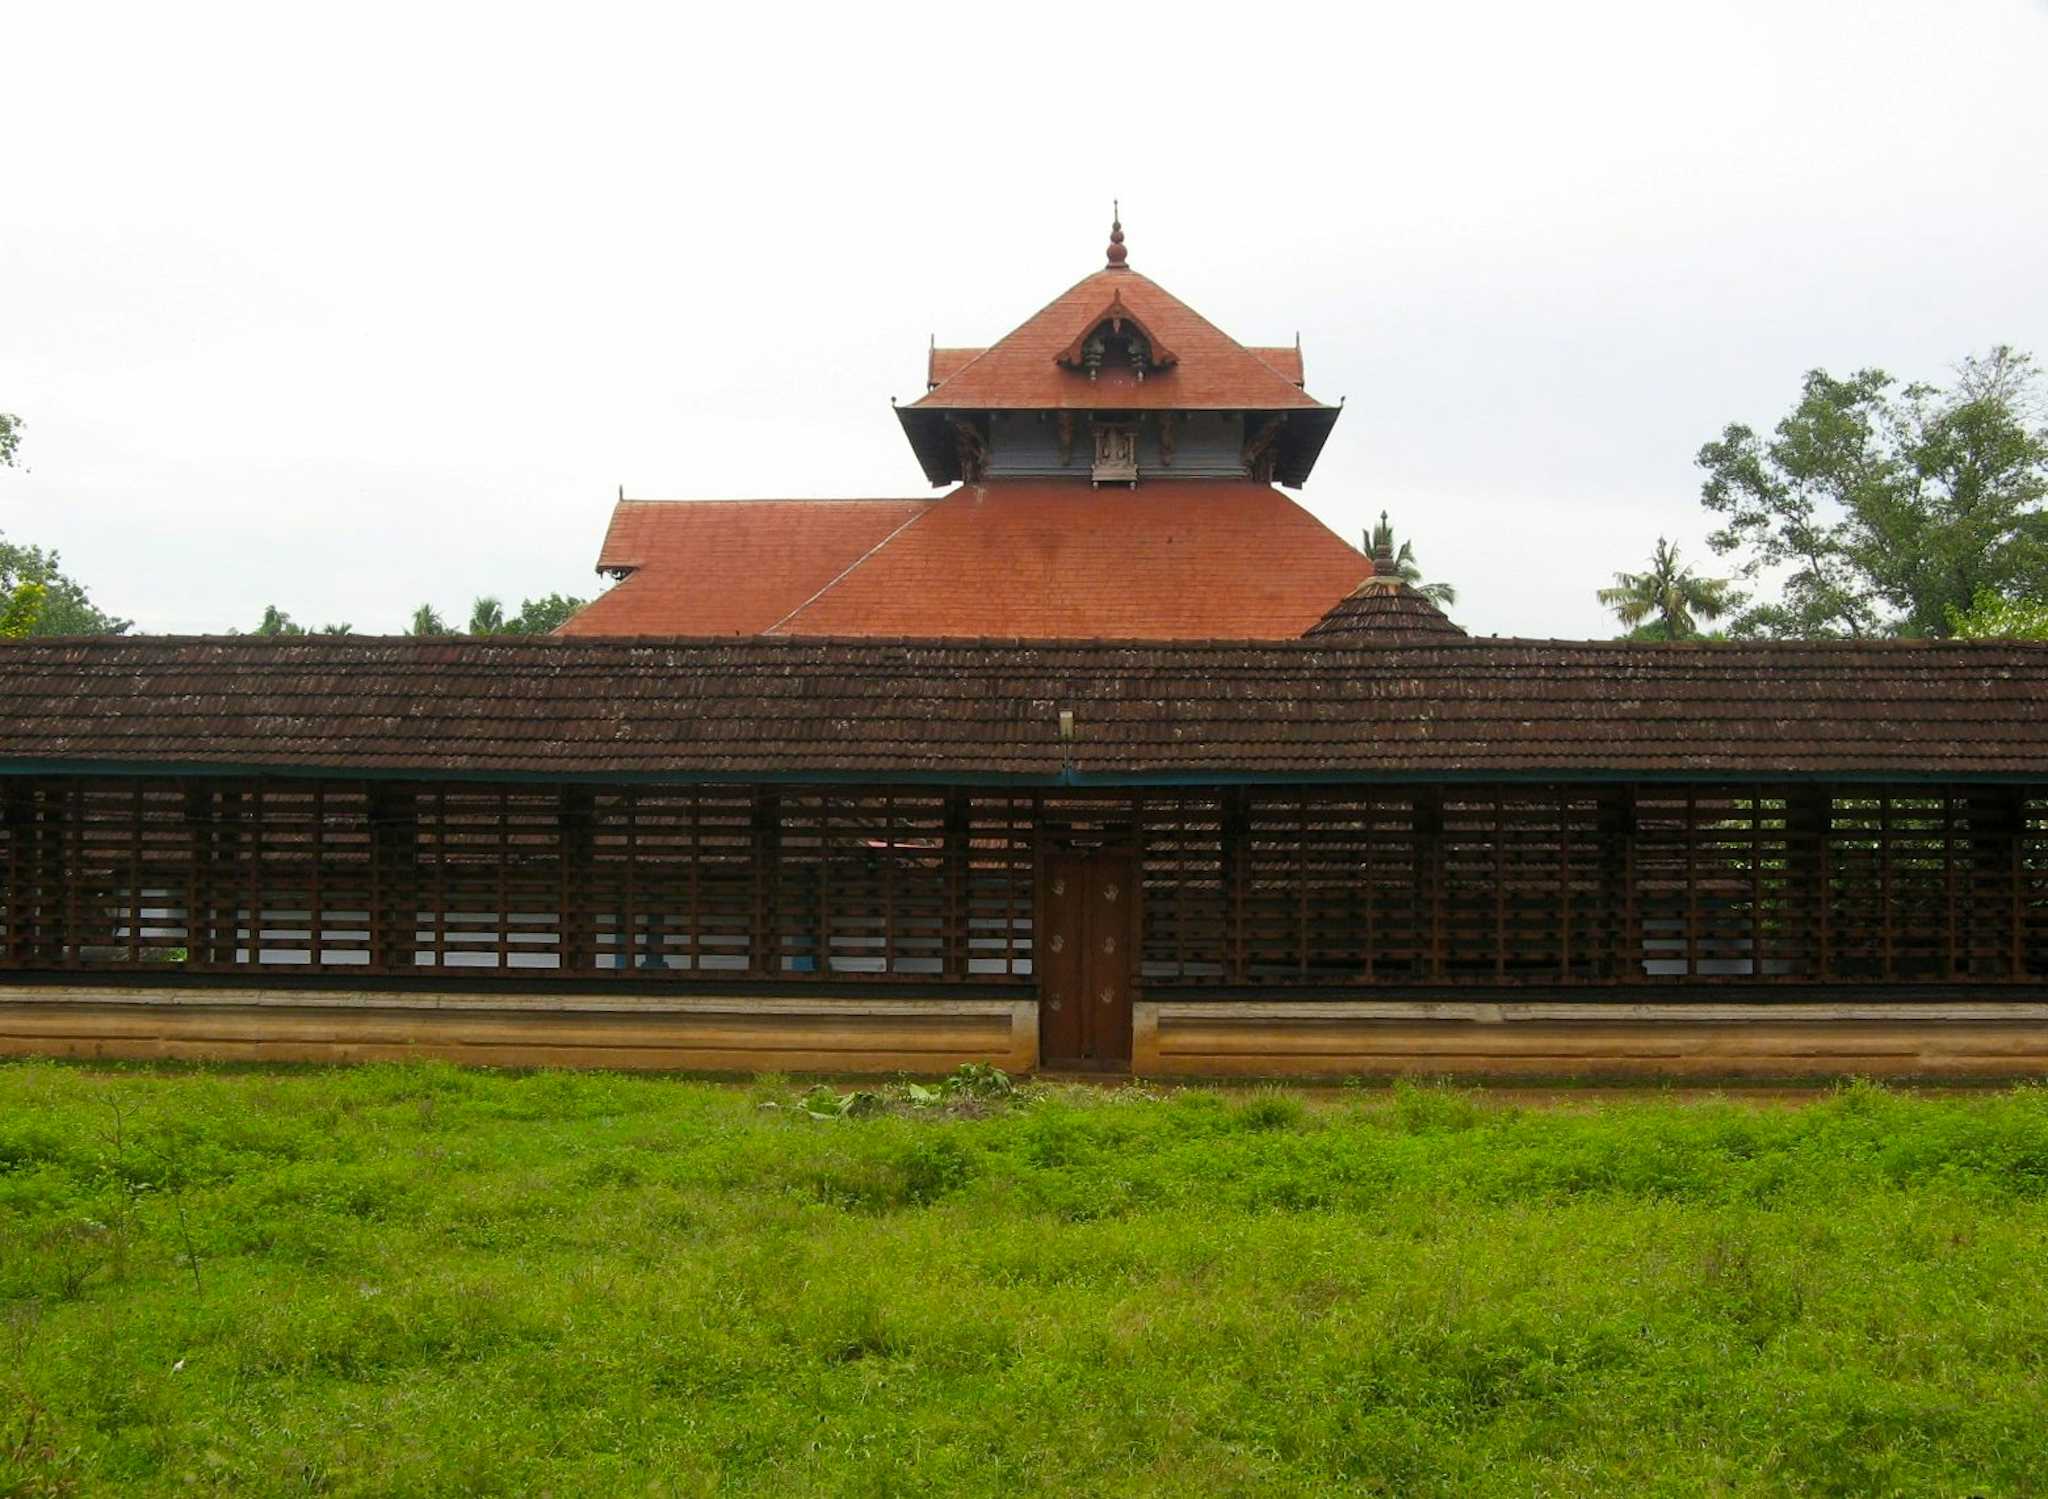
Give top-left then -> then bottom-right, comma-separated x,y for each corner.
4,1 -> 2046,639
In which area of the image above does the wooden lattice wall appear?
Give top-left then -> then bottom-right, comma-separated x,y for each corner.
0,781 -> 1037,981
3,777 -> 2046,987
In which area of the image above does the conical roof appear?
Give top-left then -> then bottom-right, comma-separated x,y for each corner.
1305,531 -> 1466,643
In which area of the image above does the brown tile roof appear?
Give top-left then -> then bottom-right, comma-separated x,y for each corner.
772,480 -> 1372,640
564,499 -> 929,636
6,636 -> 2047,783
1248,346 -> 1304,386
910,268 -> 1327,414
927,347 -> 982,388
1305,575 -> 1468,642
563,481 -> 1372,640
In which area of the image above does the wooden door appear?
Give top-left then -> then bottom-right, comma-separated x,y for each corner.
1039,849 -> 1135,1070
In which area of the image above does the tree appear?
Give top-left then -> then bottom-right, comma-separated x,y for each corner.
1698,347 -> 2048,638
467,596 -> 506,636
244,604 -> 351,635
1,580 -> 45,639
1367,512 -> 1457,607
1,422 -> 130,636
501,593 -> 586,635
408,603 -> 451,636
1597,537 -> 1742,641
0,535 -> 131,636
250,605 -> 306,636
1945,586 -> 2048,641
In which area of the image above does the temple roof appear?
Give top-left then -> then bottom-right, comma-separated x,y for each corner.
8,636 -> 2048,783
909,266 -> 1327,414
898,221 -> 1340,486
569,499 -> 930,636
560,481 -> 1372,640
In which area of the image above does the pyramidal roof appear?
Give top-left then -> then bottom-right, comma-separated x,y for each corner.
910,268 -> 1327,413
1305,532 -> 1467,643
897,216 -> 1341,487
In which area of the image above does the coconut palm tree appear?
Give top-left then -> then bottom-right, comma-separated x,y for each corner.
1598,538 -> 1742,640
1368,512 -> 1458,607
467,596 -> 506,636
408,603 -> 451,637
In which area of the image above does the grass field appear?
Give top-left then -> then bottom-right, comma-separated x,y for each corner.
3,1063 -> 2047,1496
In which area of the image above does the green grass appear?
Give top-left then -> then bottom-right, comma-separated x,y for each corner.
4,1064 -> 2048,1496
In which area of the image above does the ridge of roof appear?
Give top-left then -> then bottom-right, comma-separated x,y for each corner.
19,633 -> 2048,655
766,477 -> 1371,640
759,502 -> 939,635
571,498 -> 932,636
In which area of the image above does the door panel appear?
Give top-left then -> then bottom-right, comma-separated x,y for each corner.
1039,850 -> 1134,1069
1040,853 -> 1089,1065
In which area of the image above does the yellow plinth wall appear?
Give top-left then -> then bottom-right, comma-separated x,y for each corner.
0,988 -> 1039,1075
1132,1000 -> 2048,1080
8,989 -> 2048,1080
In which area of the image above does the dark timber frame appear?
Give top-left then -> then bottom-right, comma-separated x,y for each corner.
6,774 -> 2046,990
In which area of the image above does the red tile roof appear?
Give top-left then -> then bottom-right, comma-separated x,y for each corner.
910,268 -> 1329,413
1248,346 -> 1305,386
563,499 -> 929,637
10,636 -> 2048,782
774,480 -> 1372,639
562,483 -> 1369,640
927,347 -> 982,388
928,343 -> 1303,392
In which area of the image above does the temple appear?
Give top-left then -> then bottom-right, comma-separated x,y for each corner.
4,217 -> 2048,1081
563,215 -> 1373,639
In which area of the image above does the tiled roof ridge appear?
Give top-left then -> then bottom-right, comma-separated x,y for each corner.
915,267 -> 1328,413
19,633 -> 2048,656
762,502 -> 941,635
915,267 -> 1122,400
612,496 -> 935,507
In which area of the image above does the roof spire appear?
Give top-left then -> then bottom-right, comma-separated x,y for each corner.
1373,511 -> 1395,571
1106,201 -> 1128,268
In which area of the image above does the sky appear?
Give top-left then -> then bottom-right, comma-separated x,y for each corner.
3,0 -> 2046,639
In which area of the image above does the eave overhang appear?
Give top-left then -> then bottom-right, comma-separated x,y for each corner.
895,402 -> 1341,488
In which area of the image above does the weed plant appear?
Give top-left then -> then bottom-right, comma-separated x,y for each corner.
2,1063 -> 2046,1495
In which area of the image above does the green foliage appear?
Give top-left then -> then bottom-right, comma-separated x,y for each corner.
240,594 -> 580,638
467,595 -> 506,636
1,420 -> 129,637
6,1063 -> 2048,1494
240,605 -> 351,636
1,578 -> 45,639
0,534 -> 130,636
461,593 -> 585,637
1699,346 -> 2048,637
1598,536 -> 1742,640
406,603 -> 450,636
1946,585 -> 2048,641
1369,510 -> 1457,607
502,592 -> 586,635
